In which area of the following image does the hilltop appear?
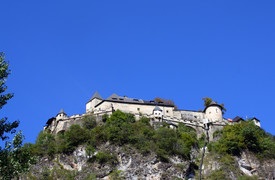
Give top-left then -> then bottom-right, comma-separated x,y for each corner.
20,109 -> 275,179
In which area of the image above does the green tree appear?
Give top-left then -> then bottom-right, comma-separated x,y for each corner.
0,53 -> 35,179
209,121 -> 275,158
202,97 -> 226,113
61,124 -> 90,153
105,110 -> 135,145
0,52 -> 17,141
82,115 -> 97,129
202,97 -> 213,107
33,131 -> 56,157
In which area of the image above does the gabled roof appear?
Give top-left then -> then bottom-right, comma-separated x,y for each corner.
232,116 -> 244,122
251,117 -> 260,122
107,93 -> 120,100
94,93 -> 175,108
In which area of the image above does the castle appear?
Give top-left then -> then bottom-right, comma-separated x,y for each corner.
44,92 -> 260,140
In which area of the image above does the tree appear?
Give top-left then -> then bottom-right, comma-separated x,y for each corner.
202,97 -> 226,114
202,97 -> 213,108
0,52 -> 18,141
0,53 -> 35,179
154,97 -> 178,109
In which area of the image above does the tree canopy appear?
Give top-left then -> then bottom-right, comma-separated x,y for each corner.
0,53 -> 35,179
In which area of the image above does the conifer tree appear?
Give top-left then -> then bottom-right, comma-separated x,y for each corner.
0,53 -> 34,179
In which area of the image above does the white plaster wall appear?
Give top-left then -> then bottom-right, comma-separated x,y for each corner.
205,106 -> 223,122
86,98 -> 103,113
94,101 -> 174,118
153,110 -> 163,119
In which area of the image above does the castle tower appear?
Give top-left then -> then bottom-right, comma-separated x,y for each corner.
204,101 -> 223,122
86,91 -> 103,113
56,109 -> 68,121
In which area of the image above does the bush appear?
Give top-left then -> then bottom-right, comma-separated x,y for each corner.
209,121 -> 275,158
82,115 -> 97,130
90,125 -> 108,146
90,151 -> 118,165
33,131 -> 56,157
206,169 -> 227,179
105,110 -> 135,145
58,125 -> 90,153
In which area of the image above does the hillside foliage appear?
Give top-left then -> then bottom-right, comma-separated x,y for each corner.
208,121 -> 275,159
32,110 -> 198,162
25,111 -> 275,179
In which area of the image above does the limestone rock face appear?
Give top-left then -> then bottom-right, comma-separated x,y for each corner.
23,144 -> 194,179
21,145 -> 275,179
237,151 -> 275,178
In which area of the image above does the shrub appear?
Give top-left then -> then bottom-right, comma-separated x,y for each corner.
58,125 -> 90,153
209,121 -> 275,159
82,115 -> 97,130
90,151 -> 118,165
33,131 -> 56,157
105,110 -> 135,145
90,126 -> 108,146
206,169 -> 227,179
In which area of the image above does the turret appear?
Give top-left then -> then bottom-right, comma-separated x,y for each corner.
86,91 -> 103,113
56,109 -> 68,121
204,101 -> 223,122
153,106 -> 163,120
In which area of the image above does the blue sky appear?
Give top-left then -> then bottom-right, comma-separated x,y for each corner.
1,1 -> 275,143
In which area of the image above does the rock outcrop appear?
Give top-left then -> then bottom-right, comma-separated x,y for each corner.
21,144 -> 275,179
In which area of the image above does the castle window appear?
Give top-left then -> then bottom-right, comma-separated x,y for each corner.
166,110 -> 169,113
137,108 -> 140,111
133,99 -> 139,101
112,98 -> 117,100
119,98 -> 124,100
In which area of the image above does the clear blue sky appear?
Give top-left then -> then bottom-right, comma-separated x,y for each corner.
1,1 -> 274,143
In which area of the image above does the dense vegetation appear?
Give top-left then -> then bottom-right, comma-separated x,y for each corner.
208,120 -> 275,159
32,110 -> 198,162
27,111 -> 275,179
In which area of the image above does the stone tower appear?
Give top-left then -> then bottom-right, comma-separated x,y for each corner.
86,91 -> 103,113
56,109 -> 68,121
204,101 -> 223,123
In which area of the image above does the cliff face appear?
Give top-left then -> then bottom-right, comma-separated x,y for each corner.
22,144 -> 195,179
202,149 -> 275,179
21,144 -> 275,180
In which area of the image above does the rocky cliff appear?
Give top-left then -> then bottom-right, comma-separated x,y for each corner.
21,143 -> 275,180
